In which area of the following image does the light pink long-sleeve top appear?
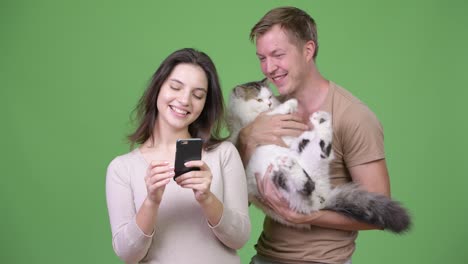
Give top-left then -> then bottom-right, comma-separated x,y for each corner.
106,141 -> 251,264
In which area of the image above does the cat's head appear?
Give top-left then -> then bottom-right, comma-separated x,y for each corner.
229,79 -> 280,114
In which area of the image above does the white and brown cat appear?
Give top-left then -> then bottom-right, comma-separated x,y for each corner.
227,79 -> 411,233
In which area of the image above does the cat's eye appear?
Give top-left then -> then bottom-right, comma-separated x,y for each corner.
257,99 -> 263,102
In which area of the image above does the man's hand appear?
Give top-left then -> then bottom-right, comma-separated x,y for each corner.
255,164 -> 323,225
238,112 -> 308,163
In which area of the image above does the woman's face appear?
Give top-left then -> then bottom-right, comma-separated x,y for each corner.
156,63 -> 208,132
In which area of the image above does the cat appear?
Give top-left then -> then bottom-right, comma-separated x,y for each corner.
227,79 -> 411,233
226,79 -> 281,145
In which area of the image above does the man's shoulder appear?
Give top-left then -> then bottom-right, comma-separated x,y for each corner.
329,81 -> 380,127
330,81 -> 363,106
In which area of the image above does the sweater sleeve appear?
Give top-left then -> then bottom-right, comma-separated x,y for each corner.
105,157 -> 153,263
209,142 -> 251,249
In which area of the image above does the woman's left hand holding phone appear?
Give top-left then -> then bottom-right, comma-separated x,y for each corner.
175,160 -> 213,204
174,161 -> 223,226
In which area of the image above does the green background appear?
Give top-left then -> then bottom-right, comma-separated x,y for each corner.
2,0 -> 467,263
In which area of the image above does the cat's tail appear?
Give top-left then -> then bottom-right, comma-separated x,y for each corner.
324,184 -> 411,234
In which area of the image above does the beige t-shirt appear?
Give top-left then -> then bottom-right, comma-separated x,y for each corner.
255,82 -> 385,264
106,141 -> 250,264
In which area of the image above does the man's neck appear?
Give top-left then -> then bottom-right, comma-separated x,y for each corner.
293,74 -> 330,118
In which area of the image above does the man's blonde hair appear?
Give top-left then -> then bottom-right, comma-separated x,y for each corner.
250,6 -> 319,59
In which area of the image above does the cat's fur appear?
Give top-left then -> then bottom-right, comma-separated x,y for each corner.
227,80 -> 411,233
227,79 -> 281,144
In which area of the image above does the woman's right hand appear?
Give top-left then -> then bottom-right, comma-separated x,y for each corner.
145,161 -> 175,204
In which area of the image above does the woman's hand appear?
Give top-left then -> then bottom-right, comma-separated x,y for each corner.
145,161 -> 175,205
175,160 -> 213,204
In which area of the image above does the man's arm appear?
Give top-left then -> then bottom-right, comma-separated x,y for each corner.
266,159 -> 390,231
237,112 -> 308,164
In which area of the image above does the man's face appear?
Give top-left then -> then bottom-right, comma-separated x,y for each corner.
255,24 -> 308,96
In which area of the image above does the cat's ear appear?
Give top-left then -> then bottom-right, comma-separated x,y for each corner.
260,78 -> 270,87
233,86 -> 245,97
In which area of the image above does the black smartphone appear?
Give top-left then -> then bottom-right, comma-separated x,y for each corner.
174,138 -> 203,179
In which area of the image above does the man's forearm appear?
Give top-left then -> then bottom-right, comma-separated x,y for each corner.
302,210 -> 381,231
236,127 -> 256,165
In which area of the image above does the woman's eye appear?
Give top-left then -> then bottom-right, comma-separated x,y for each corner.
193,92 -> 205,100
170,86 -> 181,90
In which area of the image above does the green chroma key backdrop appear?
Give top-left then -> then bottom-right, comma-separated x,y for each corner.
2,0 -> 467,263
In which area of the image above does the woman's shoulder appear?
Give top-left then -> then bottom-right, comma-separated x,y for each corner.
107,149 -> 141,170
208,140 -> 237,153
205,141 -> 240,161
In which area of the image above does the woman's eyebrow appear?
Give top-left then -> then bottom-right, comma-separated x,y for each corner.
169,78 -> 183,85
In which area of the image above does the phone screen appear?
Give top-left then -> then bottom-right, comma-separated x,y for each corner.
174,138 -> 203,179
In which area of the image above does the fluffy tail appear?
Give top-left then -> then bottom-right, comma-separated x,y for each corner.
324,184 -> 411,234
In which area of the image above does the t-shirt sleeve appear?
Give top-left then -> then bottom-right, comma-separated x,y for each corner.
106,157 -> 153,263
339,103 -> 385,168
209,142 -> 251,250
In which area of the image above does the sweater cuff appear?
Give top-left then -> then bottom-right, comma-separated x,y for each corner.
126,217 -> 154,246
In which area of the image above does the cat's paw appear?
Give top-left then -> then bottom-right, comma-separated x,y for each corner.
283,99 -> 298,113
269,156 -> 294,191
271,155 -> 308,192
310,111 -> 331,127
271,99 -> 298,115
274,155 -> 295,169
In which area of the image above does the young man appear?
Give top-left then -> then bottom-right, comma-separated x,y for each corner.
237,7 -> 391,264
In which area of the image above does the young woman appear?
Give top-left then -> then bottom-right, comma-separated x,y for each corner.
106,48 -> 250,264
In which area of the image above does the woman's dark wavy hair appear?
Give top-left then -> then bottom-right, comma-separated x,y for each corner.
128,48 -> 226,151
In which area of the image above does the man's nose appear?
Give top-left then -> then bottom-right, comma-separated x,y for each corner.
265,58 -> 277,76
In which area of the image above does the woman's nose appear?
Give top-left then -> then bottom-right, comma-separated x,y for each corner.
177,90 -> 191,106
